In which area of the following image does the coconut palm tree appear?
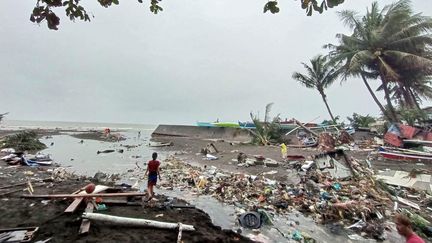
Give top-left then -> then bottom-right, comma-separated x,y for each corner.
249,103 -> 282,145
0,112 -> 8,124
292,55 -> 341,123
384,73 -> 432,109
326,0 -> 432,122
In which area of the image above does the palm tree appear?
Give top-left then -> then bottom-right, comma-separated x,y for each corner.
292,55 -> 341,123
326,0 -> 432,122
249,103 -> 282,145
0,112 -> 8,124
384,73 -> 432,109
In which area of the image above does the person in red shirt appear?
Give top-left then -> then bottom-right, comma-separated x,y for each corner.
144,152 -> 161,201
395,214 -> 425,243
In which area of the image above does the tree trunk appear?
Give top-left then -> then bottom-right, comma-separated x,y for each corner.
360,73 -> 394,122
408,88 -> 422,111
379,73 -> 399,122
319,91 -> 336,124
401,84 -> 415,109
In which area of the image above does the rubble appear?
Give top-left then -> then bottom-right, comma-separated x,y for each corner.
156,154 -> 406,240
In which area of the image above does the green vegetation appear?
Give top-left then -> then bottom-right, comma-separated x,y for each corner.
326,0 -> 432,123
398,108 -> 427,126
347,113 -> 376,129
31,0 -> 347,30
249,103 -> 282,145
0,131 -> 47,152
292,55 -> 341,124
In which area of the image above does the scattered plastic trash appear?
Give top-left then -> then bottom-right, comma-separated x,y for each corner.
332,182 -> 341,191
291,230 -> 303,241
205,154 -> 218,160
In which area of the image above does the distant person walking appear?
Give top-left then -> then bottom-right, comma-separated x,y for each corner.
137,131 -> 141,139
395,214 -> 425,243
104,128 -> 111,137
144,152 -> 161,201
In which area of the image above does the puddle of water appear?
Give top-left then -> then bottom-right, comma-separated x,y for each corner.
160,189 -> 237,229
39,131 -> 172,176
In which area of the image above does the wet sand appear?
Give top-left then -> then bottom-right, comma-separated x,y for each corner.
0,166 -> 251,243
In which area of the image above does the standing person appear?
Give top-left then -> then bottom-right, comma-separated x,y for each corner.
395,214 -> 425,243
280,143 -> 287,160
144,152 -> 161,200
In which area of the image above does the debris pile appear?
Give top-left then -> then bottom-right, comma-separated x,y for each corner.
156,153 -> 413,240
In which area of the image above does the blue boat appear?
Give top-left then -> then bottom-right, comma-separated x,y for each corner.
238,121 -> 256,129
196,122 -> 215,127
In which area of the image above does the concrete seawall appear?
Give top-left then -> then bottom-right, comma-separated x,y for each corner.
152,125 -> 253,142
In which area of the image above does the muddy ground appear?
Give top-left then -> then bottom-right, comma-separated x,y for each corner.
0,165 -> 251,243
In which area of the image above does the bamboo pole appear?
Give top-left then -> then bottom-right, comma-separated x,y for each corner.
21,192 -> 147,199
82,213 -> 195,231
293,119 -> 319,137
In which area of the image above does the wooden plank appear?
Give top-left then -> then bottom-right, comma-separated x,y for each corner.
0,188 -> 25,197
0,182 -> 27,190
79,202 -> 94,235
64,197 -> 84,213
64,185 -> 110,213
99,198 -> 128,205
22,192 -> 146,199
64,186 -> 87,213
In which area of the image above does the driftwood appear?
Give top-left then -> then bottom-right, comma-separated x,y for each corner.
21,192 -> 146,199
0,183 -> 45,197
0,182 -> 27,190
82,213 -> 195,231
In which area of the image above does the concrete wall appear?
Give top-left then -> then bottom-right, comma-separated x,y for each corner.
152,125 -> 253,142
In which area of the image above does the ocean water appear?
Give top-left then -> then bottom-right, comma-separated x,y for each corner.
1,119 -> 155,131
1,120 -> 171,175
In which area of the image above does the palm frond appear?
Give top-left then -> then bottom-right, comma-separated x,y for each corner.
264,102 -> 273,124
292,72 -> 316,88
377,56 -> 400,80
384,50 -> 432,73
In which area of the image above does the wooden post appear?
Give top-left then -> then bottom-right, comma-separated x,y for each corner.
79,202 -> 95,235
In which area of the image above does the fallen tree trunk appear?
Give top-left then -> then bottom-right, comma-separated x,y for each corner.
82,213 -> 195,231
21,192 -> 146,199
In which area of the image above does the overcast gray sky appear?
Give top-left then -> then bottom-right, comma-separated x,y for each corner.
0,0 -> 431,125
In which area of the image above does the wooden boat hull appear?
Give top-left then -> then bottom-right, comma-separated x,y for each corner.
378,147 -> 432,161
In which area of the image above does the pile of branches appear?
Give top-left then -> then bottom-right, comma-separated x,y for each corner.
1,131 -> 47,152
